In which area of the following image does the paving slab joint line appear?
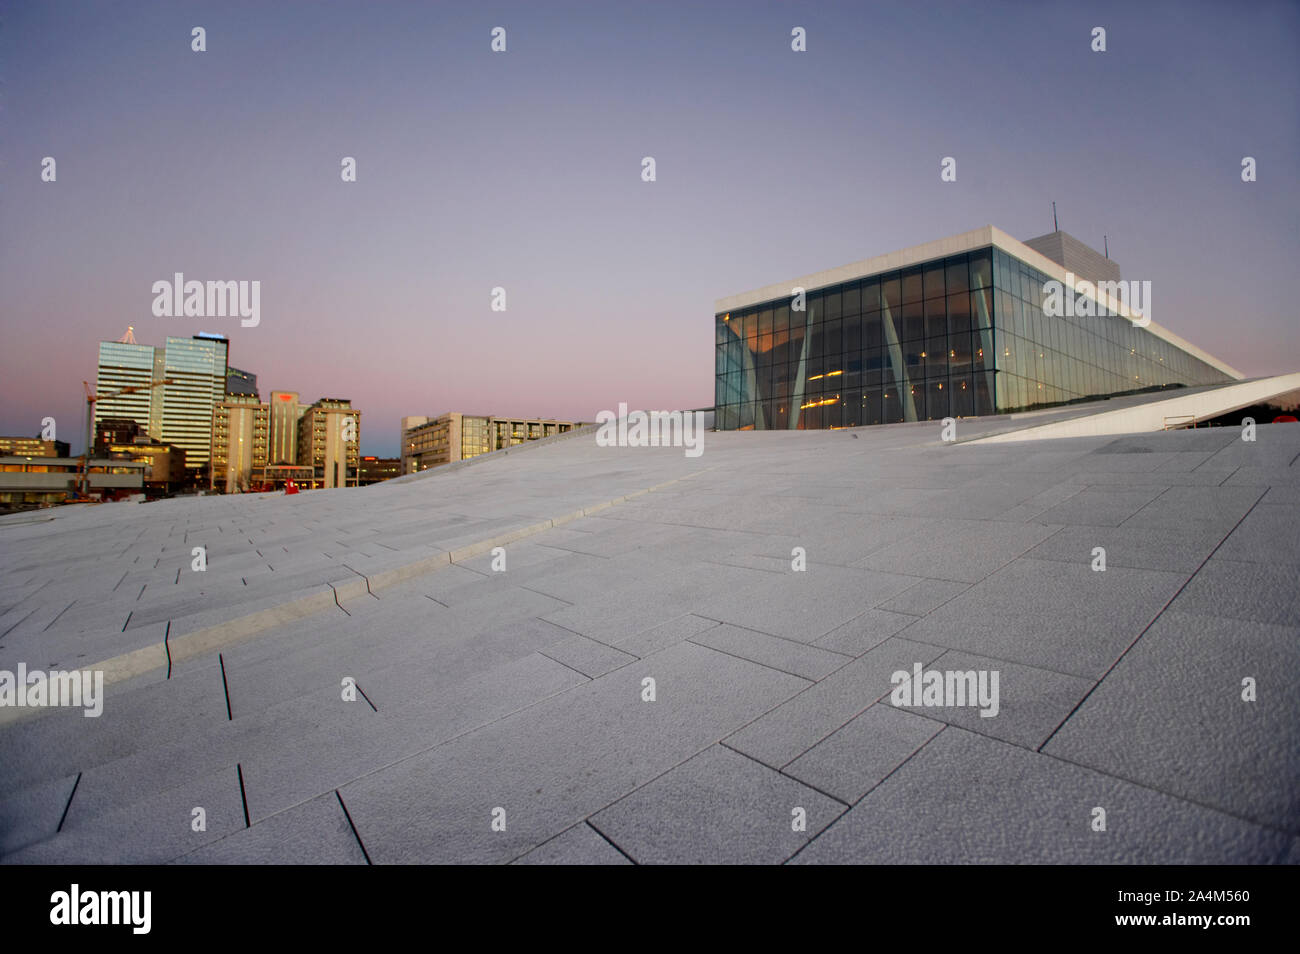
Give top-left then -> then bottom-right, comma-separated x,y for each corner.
534,650 -> 597,682
582,820 -> 640,865
55,772 -> 82,833
186,677 -> 590,835
1036,486 -> 1269,752
0,467 -> 716,730
335,790 -> 373,864
1034,746 -> 1300,840
781,726 -> 951,864
342,563 -> 377,598
719,739 -> 853,810
683,636 -> 833,684
326,583 -> 352,617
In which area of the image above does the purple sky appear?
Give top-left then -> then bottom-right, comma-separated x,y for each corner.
2,0 -> 1297,455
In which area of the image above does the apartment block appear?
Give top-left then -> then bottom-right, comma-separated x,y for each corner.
401,413 -> 579,474
211,394 -> 270,492
298,398 -> 360,488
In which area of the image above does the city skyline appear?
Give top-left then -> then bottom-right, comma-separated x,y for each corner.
2,0 -> 1297,457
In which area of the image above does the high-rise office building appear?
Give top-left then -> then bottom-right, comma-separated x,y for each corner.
161,334 -> 229,469
298,398 -> 360,488
94,339 -> 164,439
211,394 -> 270,492
269,390 -> 300,465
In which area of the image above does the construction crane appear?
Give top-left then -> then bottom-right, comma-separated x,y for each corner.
81,377 -> 172,496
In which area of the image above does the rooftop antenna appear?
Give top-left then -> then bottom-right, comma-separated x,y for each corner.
1104,235 -> 1109,259
1052,201 -> 1059,232
117,325 -> 137,344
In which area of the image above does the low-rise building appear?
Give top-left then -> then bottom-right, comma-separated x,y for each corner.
105,439 -> 187,494
0,437 -> 70,458
94,417 -> 142,452
0,457 -> 145,509
256,463 -> 315,491
358,456 -> 402,485
400,413 -> 580,474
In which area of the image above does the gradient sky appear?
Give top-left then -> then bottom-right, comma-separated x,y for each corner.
3,0 -> 1297,455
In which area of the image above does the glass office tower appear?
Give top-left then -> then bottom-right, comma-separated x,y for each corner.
161,335 -> 229,468
95,341 -> 163,438
714,237 -> 1234,430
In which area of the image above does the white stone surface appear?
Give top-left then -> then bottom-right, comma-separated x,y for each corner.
1,406 -> 1296,863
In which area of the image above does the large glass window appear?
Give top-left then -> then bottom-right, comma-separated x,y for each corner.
824,290 -> 842,322
822,319 -> 842,363
909,383 -> 926,421
925,297 -> 947,339
901,267 -> 923,305
863,387 -> 882,426
862,348 -> 884,386
927,379 -> 948,420
861,278 -> 881,313
902,301 -> 925,341
787,311 -> 807,361
923,261 -> 946,301
810,292 -> 827,324
971,250 -> 992,292
951,375 -> 974,417
923,334 -> 947,379
945,255 -> 969,296
841,282 -> 861,317
843,314 -> 862,354
950,331 -> 972,375
862,313 -> 882,351
881,274 -> 902,314
882,384 -> 903,424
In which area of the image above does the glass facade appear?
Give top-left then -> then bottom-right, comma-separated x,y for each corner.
162,335 -> 229,467
95,341 -> 161,438
714,246 -> 1232,429
987,248 -> 1229,412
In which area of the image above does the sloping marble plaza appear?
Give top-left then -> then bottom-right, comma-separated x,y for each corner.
1,411 -> 1296,864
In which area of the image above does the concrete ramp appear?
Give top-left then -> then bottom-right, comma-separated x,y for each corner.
969,373 -> 1300,443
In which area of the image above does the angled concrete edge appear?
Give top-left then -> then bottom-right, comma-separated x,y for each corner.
963,373 -> 1300,445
